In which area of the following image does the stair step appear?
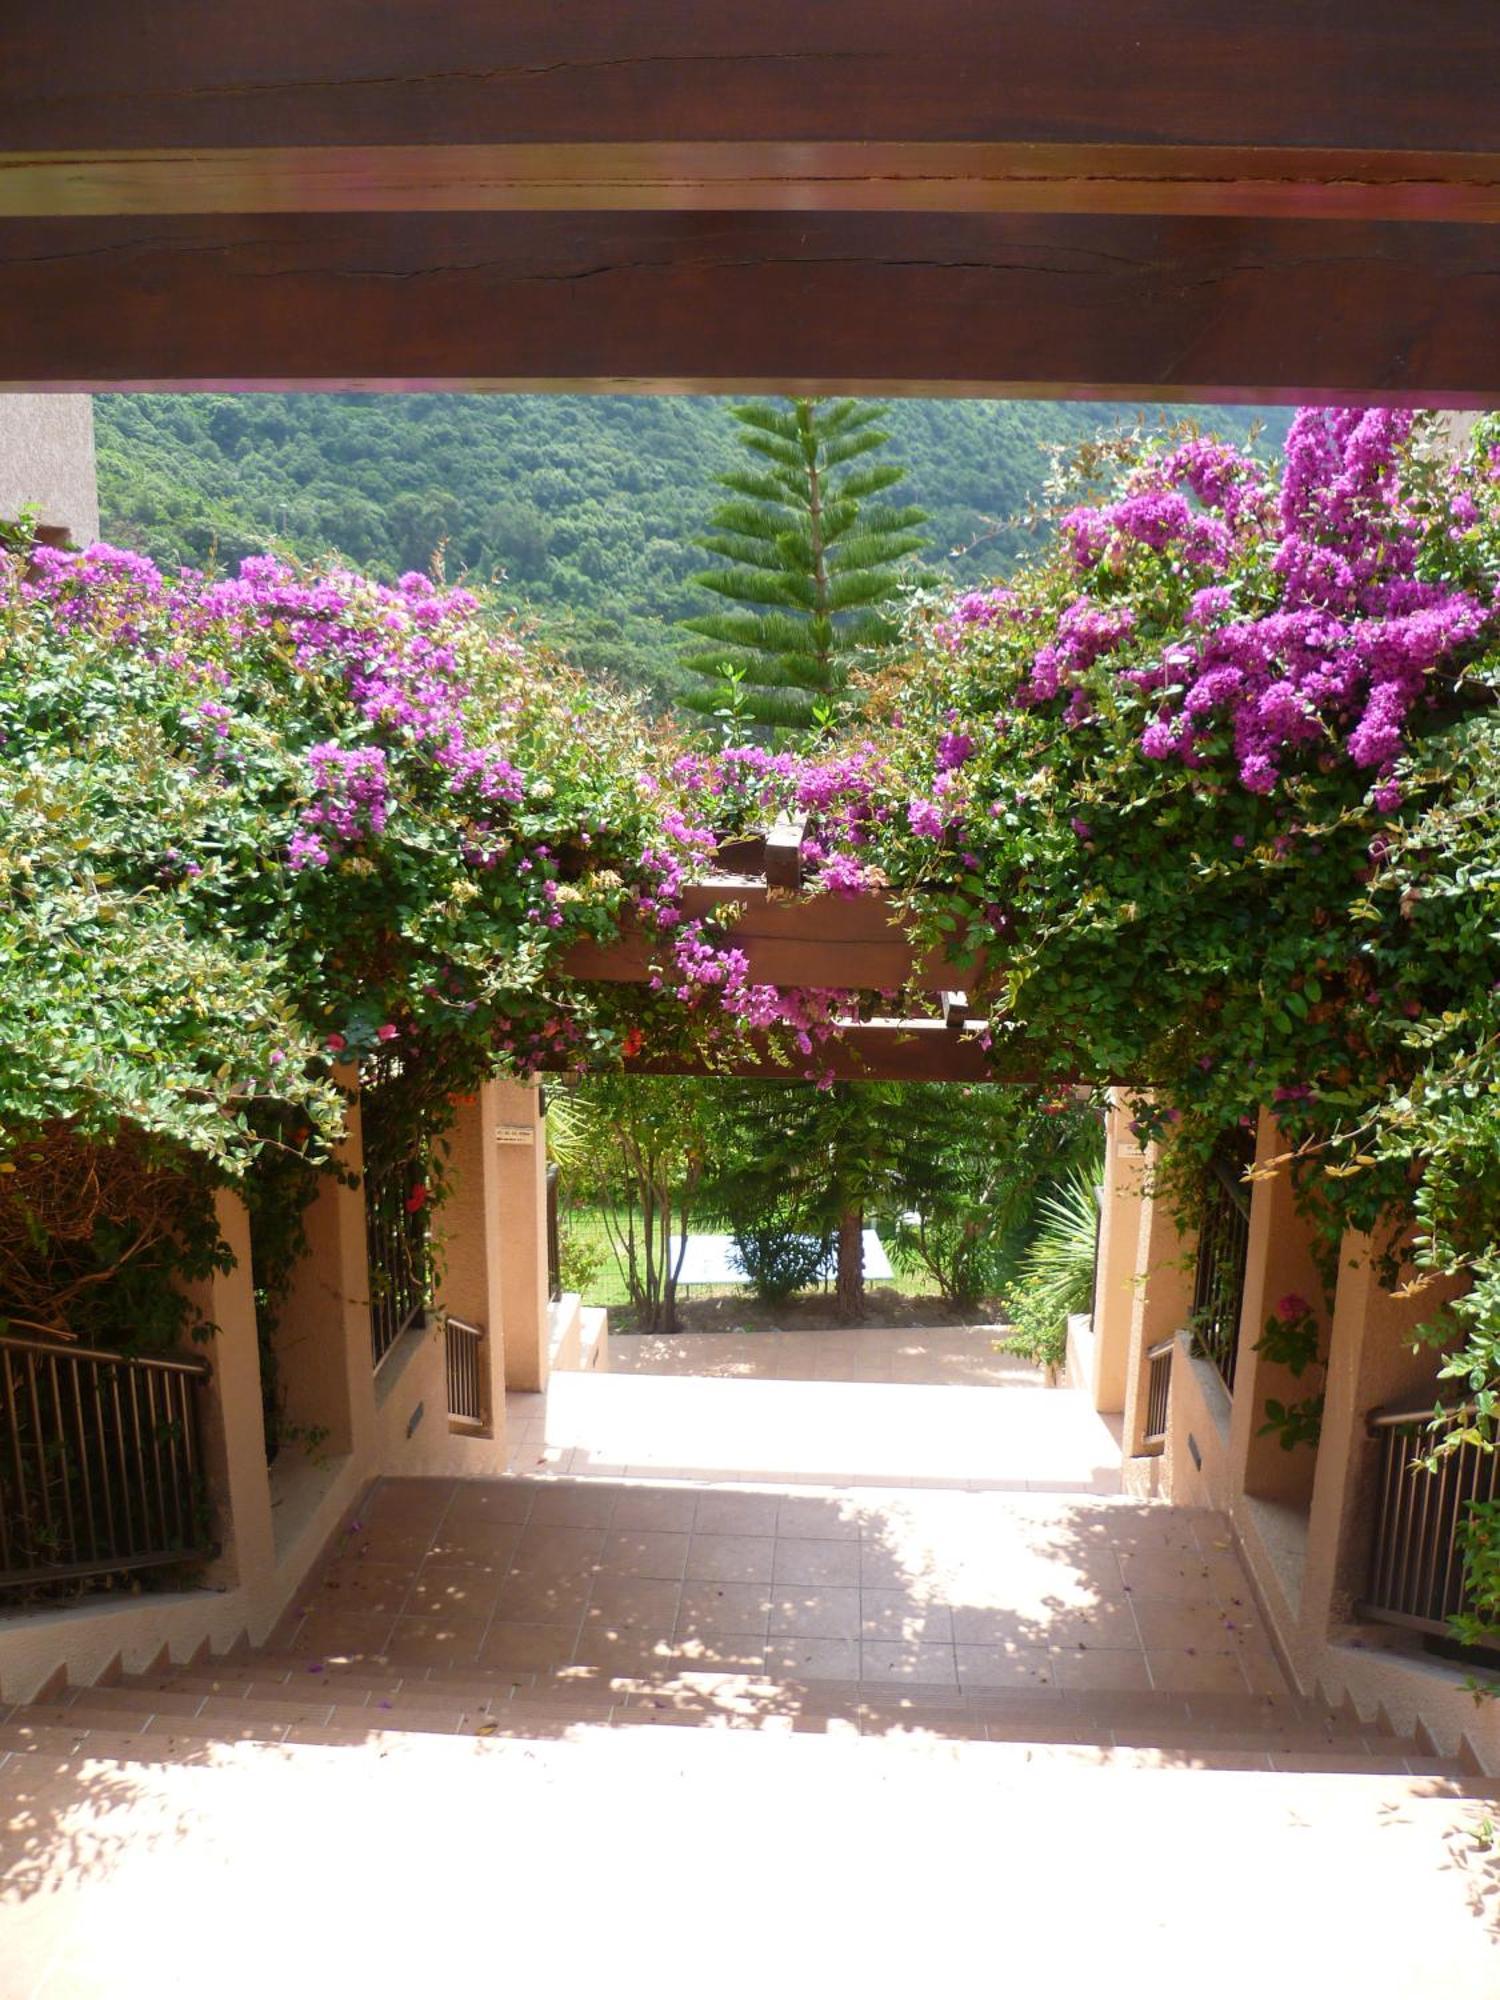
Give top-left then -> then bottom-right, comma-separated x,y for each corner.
0,1711 -> 1473,1784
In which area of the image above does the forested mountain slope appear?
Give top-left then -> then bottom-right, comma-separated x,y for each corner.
96,393 -> 1285,699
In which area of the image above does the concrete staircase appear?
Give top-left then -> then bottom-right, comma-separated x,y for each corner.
3,1473 -> 1498,1997
0,1653 -> 1474,1776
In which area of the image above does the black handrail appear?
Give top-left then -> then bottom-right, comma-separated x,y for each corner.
0,1330 -> 212,1592
1142,1338 -> 1174,1451
1188,1136 -> 1254,1394
1358,1399 -> 1500,1649
546,1161 -> 562,1303
444,1316 -> 488,1431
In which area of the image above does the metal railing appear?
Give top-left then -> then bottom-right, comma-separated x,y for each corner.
1358,1402 -> 1500,1651
1188,1140 -> 1254,1394
0,1332 -> 213,1592
546,1161 -> 562,1303
444,1316 -> 488,1432
1142,1339 -> 1174,1452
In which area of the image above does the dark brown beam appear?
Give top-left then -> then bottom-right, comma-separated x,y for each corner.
562,885 -> 970,992
3,5 -> 1494,154
4,210 -> 1498,402
6,145 -> 1500,225
544,1022 -> 1030,1085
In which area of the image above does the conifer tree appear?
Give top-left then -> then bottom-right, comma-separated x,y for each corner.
680,397 -> 928,729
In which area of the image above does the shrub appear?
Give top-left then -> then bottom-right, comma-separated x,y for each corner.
732,1219 -> 832,1306
998,1162 -> 1103,1374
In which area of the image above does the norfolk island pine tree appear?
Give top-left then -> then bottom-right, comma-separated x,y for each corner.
679,397 -> 930,731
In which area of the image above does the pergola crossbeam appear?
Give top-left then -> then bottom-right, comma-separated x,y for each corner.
3,4 -> 1498,399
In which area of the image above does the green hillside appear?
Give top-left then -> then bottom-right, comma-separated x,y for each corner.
95,393 -> 1287,701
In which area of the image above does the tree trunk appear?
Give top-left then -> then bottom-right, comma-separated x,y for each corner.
835,1204 -> 865,1321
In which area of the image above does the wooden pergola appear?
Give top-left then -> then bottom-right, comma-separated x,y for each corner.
2,4 -> 1497,401
6,5 -> 1492,1078
556,825 -> 1039,1084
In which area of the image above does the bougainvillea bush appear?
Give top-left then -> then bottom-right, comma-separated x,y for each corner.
0,545 -> 689,1341
861,408 -> 1500,1424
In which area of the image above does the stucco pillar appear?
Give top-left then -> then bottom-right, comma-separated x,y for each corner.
0,393 -> 99,543
1121,1150 -> 1198,1460
1089,1093 -> 1147,1414
1225,1111 -> 1327,1511
270,1071 -> 378,1460
493,1079 -> 550,1392
1298,1232 -> 1453,1652
435,1081 -> 510,1436
188,1189 -> 275,1593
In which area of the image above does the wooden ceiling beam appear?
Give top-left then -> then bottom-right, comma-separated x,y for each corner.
6,144 -> 1500,226
4,209 -> 1497,402
540,1021 -> 1031,1085
4,5 -> 1494,156
562,886 -> 971,992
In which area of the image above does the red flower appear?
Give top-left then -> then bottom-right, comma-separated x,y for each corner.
405,1184 -> 428,1214
325,1032 -> 347,1053
621,1026 -> 645,1059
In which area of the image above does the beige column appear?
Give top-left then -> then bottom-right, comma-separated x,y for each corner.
1299,1232 -> 1453,1651
188,1189 -> 275,1593
435,1081 -> 510,1434
1225,1111 -> 1327,1510
1121,1150 -> 1198,1459
493,1078 -> 551,1392
1089,1093 -> 1147,1414
270,1070 -> 377,1460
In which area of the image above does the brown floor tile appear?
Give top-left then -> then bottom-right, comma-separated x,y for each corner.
405,1566 -> 504,1619
685,1533 -> 776,1585
1132,1600 -> 1247,1653
1144,1650 -> 1252,1695
692,1492 -> 782,1536
493,1571 -> 593,1623
583,1575 -> 682,1632
307,1561 -> 416,1618
478,1622 -> 582,1670
599,1529 -> 692,1580
444,1481 -> 536,1526
571,1628 -> 677,1672
766,1637 -> 861,1681
1042,1599 -> 1141,1649
773,1539 -> 861,1588
955,1644 -> 1057,1690
676,1582 -> 773,1638
860,1643 -> 959,1687
607,1487 -> 699,1532
769,1585 -> 863,1639
292,1611 -> 398,1661
509,1525 -> 606,1576
858,1590 -> 955,1643
387,1615 -> 490,1666
775,1495 -> 864,1541
669,1637 -> 770,1671
947,1604 -> 1043,1646
1053,1648 -> 1153,1693
423,1523 -> 524,1571
528,1482 -> 619,1529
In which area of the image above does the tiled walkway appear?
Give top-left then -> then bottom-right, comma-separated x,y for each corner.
505,1325 -> 1124,1491
277,1475 -> 1283,1696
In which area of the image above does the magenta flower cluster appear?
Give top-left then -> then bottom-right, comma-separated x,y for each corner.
930,411 -> 1496,804
289,743 -> 391,870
